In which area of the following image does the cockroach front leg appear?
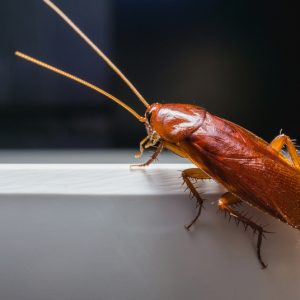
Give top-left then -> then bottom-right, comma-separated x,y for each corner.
182,168 -> 211,230
270,134 -> 300,169
131,142 -> 163,168
218,192 -> 268,269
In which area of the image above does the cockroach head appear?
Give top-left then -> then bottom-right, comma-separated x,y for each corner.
134,103 -> 162,159
144,103 -> 162,135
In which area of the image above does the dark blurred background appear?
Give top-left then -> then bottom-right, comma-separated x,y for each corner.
0,0 -> 298,149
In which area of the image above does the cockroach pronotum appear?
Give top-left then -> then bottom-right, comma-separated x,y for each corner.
15,0 -> 300,269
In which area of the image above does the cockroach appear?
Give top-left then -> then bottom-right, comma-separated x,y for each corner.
15,0 -> 300,269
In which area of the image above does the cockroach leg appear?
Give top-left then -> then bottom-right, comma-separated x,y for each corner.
135,132 -> 161,158
218,192 -> 268,269
182,168 -> 211,230
270,134 -> 300,169
131,142 -> 163,168
135,136 -> 150,158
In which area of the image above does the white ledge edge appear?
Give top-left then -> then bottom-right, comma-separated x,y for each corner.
0,163 -> 225,196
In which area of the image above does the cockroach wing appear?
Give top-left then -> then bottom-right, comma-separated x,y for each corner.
178,113 -> 300,229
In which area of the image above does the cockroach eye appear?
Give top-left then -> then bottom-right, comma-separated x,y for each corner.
146,111 -> 152,123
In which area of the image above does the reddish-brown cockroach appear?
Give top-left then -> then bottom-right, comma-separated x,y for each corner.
16,0 -> 300,269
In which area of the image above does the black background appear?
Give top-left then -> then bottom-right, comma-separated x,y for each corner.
0,0 -> 298,148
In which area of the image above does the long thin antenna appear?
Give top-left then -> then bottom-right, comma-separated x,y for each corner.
15,51 -> 145,122
43,0 -> 150,108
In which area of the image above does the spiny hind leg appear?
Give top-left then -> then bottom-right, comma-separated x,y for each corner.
270,134 -> 300,169
182,168 -> 211,230
218,192 -> 268,269
131,142 -> 163,168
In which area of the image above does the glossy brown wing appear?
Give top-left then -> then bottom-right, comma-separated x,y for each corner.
178,113 -> 300,228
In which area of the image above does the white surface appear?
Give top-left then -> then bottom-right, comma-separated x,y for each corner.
0,164 -> 221,195
0,163 -> 300,300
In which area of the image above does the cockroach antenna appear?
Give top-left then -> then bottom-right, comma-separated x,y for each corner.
15,51 -> 145,122
43,0 -> 150,109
